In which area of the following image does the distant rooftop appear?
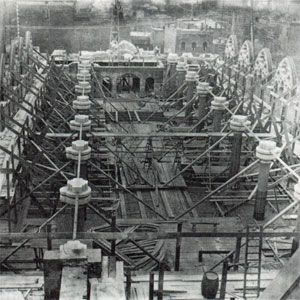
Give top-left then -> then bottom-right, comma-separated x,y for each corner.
177,18 -> 223,30
130,32 -> 152,38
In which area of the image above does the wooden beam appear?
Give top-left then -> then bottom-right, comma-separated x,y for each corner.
45,132 -> 276,138
0,231 -> 298,241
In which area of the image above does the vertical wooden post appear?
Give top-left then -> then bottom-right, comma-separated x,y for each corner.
11,145 -> 15,172
11,99 -> 15,115
229,132 -> 242,180
241,73 -> 246,103
254,141 -> 276,220
22,125 -> 26,148
211,96 -> 228,146
254,162 -> 271,220
6,161 -> 11,233
213,110 -> 223,132
26,116 -> 29,132
220,259 -> 229,300
0,0 -> 5,54
175,222 -> 183,271
14,136 -> 22,224
158,262 -> 164,300
227,65 -> 232,95
167,60 -> 177,95
220,59 -> 225,85
185,72 -> 197,125
47,224 -> 52,250
233,237 -> 242,271
291,203 -> 300,255
1,106 -> 5,131
17,136 -> 21,163
73,158 -> 86,233
125,268 -> 131,300
13,193 -> 17,224
196,82 -> 209,132
260,86 -> 265,102
176,63 -> 186,109
7,101 -> 11,118
111,212 -> 116,256
149,271 -> 154,300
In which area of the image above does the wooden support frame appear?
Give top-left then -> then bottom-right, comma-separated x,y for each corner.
174,222 -> 183,271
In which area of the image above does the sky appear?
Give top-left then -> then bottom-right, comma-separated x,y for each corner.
26,0 -> 297,14
90,0 -> 299,10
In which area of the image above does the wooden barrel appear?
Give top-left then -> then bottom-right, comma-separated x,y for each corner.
201,271 -> 219,299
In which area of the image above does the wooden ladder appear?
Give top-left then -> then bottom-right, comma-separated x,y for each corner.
243,225 -> 263,299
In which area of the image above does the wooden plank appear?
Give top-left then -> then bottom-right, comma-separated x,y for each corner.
258,248 -> 300,300
178,192 -> 194,218
122,165 -> 135,186
159,190 -> 174,218
137,191 -> 147,219
192,165 -> 228,174
15,198 -> 31,232
150,189 -> 163,216
164,163 -> 186,187
0,220 -> 9,233
112,217 -> 241,225
153,162 -> 186,188
119,184 -> 187,190
152,138 -> 164,157
170,189 -> 185,215
134,111 -> 141,122
282,214 -> 297,220
0,291 -> 24,300
30,239 -> 93,249
183,190 -> 199,218
133,159 -> 155,186
0,276 -> 44,288
119,192 -> 127,219
101,256 -> 109,280
59,265 -> 87,300
157,163 -> 169,183
93,258 -> 126,300
118,168 -> 129,219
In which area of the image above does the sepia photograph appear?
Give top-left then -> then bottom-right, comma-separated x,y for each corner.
0,0 -> 299,299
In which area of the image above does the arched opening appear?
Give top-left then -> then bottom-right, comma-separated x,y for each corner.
145,77 -> 155,94
192,42 -> 197,51
102,76 -> 112,94
117,73 -> 140,94
203,41 -> 208,52
181,42 -> 186,51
